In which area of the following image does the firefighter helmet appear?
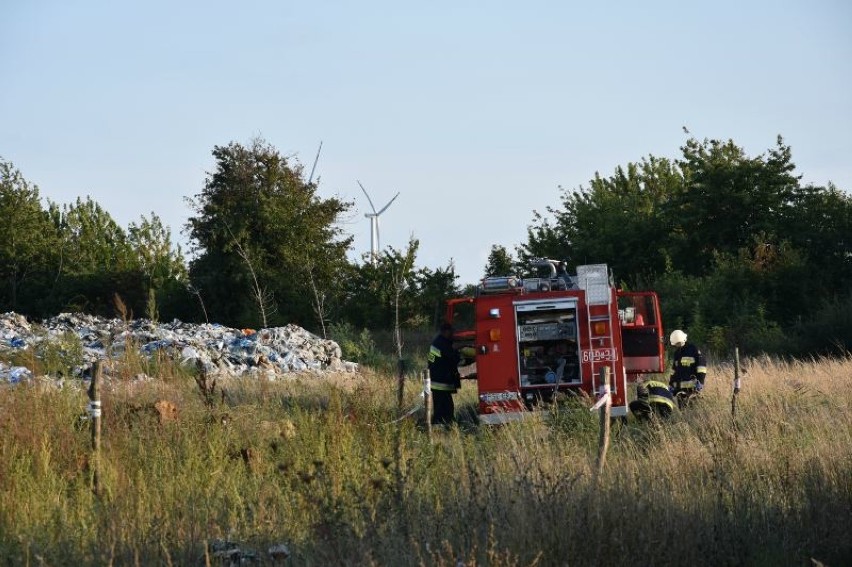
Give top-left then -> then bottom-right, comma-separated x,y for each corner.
670,330 -> 687,346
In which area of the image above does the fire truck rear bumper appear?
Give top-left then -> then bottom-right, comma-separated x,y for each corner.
611,405 -> 628,417
478,404 -> 628,425
478,412 -> 528,425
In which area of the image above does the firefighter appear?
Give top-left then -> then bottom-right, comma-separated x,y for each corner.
629,378 -> 675,419
668,329 -> 707,407
428,322 -> 461,426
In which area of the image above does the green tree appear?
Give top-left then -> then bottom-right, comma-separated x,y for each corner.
186,138 -> 352,329
0,159 -> 59,312
774,183 -> 852,355
58,197 -> 135,275
669,235 -> 806,352
520,136 -> 850,355
127,213 -> 188,320
483,244 -> 516,278
518,209 -> 570,270
48,196 -> 147,316
128,213 -> 186,287
665,136 -> 799,275
339,240 -> 421,331
782,182 -> 852,298
414,260 -> 461,329
520,156 -> 679,285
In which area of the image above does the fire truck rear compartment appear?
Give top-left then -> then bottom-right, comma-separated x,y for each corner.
516,301 -> 580,388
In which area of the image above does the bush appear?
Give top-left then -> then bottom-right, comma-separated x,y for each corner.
36,332 -> 85,377
327,322 -> 384,367
792,293 -> 852,356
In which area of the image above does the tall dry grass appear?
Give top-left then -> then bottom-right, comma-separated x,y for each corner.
0,354 -> 849,566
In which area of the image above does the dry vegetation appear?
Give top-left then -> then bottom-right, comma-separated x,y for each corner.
0,353 -> 850,566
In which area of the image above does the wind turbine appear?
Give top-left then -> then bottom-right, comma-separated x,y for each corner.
357,180 -> 400,265
307,141 -> 322,184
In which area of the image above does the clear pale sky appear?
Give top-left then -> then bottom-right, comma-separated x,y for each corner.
2,1 -> 850,286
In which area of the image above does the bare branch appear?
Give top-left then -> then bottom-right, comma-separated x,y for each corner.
223,221 -> 274,328
307,266 -> 328,339
186,283 -> 209,324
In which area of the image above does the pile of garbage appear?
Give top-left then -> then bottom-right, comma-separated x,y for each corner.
0,312 -> 357,383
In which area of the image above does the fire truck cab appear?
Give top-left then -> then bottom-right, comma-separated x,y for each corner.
446,260 -> 665,424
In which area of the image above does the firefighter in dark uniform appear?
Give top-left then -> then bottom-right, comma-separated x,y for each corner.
668,329 -> 707,407
428,322 -> 461,425
629,379 -> 676,419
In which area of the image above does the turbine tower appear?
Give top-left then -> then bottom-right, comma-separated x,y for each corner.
357,180 -> 400,265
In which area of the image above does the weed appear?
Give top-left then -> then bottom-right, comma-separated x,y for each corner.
0,356 -> 849,565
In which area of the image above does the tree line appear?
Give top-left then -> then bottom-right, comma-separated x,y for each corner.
0,140 -> 461,340
503,136 -> 852,356
1,135 -> 849,358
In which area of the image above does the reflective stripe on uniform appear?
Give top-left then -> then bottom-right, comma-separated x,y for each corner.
677,356 -> 696,366
648,385 -> 673,399
696,366 -> 707,373
676,379 -> 696,389
427,345 -> 441,363
648,394 -> 675,410
431,381 -> 457,392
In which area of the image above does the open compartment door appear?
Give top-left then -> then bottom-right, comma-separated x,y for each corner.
445,297 -> 477,378
445,297 -> 475,339
617,291 -> 664,375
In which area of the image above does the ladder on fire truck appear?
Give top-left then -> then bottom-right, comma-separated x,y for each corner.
577,264 -> 615,399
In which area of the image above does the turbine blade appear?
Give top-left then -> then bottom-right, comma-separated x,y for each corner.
357,180 -> 378,214
376,192 -> 400,216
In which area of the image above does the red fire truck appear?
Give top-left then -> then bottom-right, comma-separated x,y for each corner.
446,260 -> 665,424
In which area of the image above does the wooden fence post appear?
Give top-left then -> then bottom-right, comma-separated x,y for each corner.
87,360 -> 103,497
595,366 -> 612,476
424,370 -> 432,441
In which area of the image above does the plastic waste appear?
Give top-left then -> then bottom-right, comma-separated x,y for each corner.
6,366 -> 32,383
181,346 -> 199,362
0,311 -> 354,381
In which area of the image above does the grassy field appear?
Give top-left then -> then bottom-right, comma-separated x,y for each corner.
0,351 -> 850,566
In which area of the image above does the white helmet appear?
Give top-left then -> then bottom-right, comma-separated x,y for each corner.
670,330 -> 687,346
